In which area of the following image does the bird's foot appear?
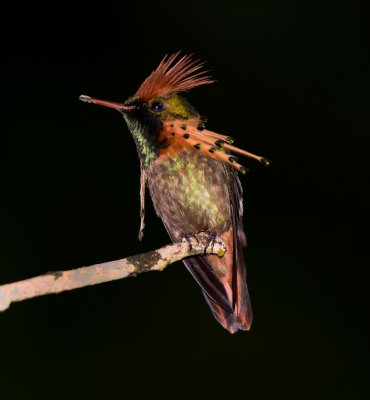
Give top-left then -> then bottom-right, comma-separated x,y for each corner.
182,232 -> 200,251
181,231 -> 217,254
203,231 -> 218,255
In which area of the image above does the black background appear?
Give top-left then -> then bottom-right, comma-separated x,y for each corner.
0,1 -> 367,399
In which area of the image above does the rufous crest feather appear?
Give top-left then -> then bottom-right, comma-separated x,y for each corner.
135,52 -> 214,102
158,118 -> 271,174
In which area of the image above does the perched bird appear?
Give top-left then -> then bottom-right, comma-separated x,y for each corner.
80,53 -> 269,333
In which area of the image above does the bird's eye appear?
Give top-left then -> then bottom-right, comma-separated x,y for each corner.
150,101 -> 164,112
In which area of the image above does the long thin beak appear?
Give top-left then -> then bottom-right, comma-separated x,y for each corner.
79,95 -> 133,112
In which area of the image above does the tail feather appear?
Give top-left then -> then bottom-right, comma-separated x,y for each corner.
183,228 -> 252,334
163,170 -> 252,333
201,239 -> 252,333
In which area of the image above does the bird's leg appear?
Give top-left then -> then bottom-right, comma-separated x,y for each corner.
182,231 -> 217,254
203,231 -> 217,255
182,232 -> 200,251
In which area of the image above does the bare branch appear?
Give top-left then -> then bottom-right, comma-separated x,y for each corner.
0,233 -> 226,312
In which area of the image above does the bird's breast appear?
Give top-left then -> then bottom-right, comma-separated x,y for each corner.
147,150 -> 232,240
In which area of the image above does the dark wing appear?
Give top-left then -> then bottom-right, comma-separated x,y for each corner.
164,227 -> 233,313
201,169 -> 252,333
170,168 -> 252,333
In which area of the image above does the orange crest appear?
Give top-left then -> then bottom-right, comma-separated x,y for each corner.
135,52 -> 214,102
157,118 -> 271,174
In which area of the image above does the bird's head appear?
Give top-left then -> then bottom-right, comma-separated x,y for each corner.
80,53 -> 269,171
80,52 -> 213,167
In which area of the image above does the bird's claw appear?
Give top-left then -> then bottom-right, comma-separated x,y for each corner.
182,231 -> 217,254
182,233 -> 198,251
203,232 -> 217,255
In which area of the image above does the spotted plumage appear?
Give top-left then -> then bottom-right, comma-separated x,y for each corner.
79,52 -> 269,333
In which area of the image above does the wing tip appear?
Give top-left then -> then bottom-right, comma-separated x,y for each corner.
203,291 -> 253,334
226,313 -> 253,334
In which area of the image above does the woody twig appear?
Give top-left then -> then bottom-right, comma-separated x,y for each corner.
0,233 -> 226,312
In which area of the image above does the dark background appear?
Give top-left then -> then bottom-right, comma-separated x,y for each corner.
0,1 -> 367,399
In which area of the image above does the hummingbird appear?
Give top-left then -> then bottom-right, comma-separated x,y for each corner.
80,52 -> 269,333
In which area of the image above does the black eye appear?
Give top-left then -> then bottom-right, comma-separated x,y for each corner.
150,101 -> 164,112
